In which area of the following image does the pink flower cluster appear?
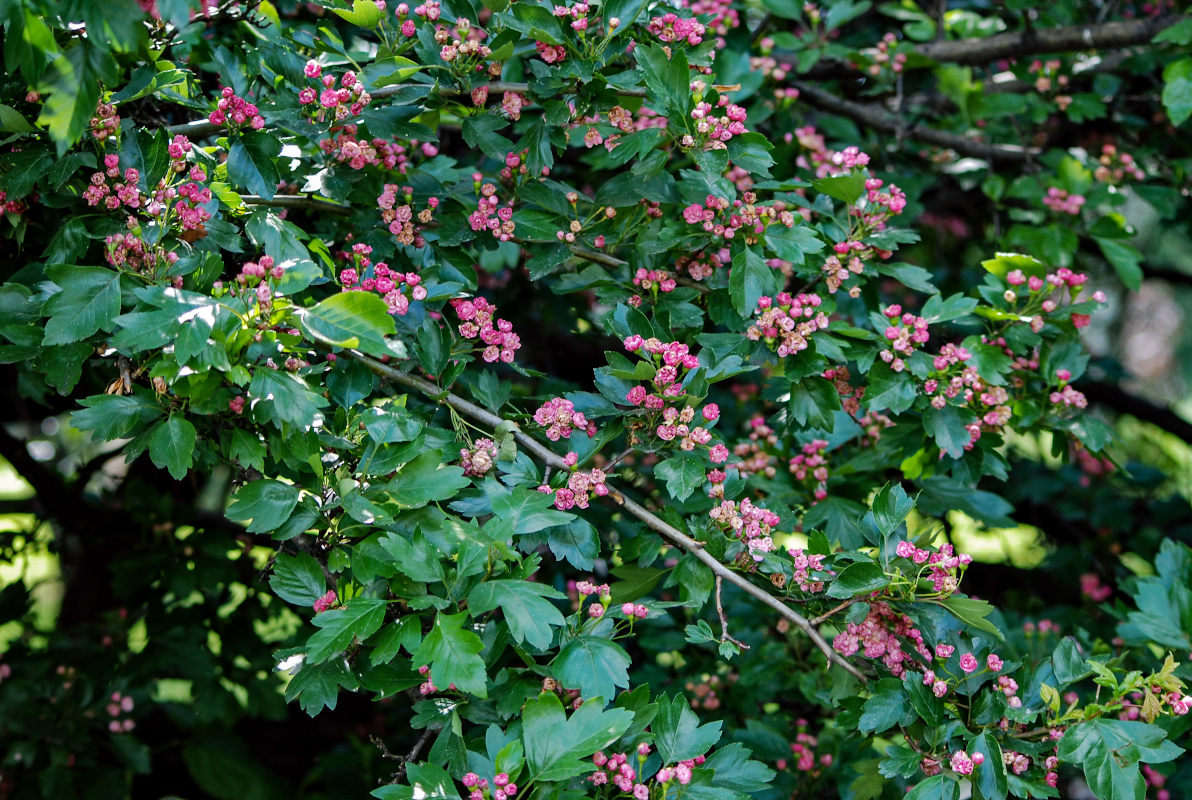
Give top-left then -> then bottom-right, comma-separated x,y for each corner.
83,155 -> 143,210
378,183 -> 435,247
675,250 -> 726,282
1079,572 -> 1112,602
1043,186 -> 1085,215
394,0 -> 440,38
533,398 -> 595,440
462,772 -> 517,800
681,192 -> 800,244
879,304 -> 930,372
619,602 -> 649,619
299,63 -> 372,122
106,691 -> 136,734
463,771 -> 517,800
91,101 -> 120,140
631,268 -> 677,298
589,748 -> 702,793
105,230 -> 174,273
746,293 -> 830,357
537,40 -> 567,64
451,296 -> 521,363
460,439 -> 498,477
787,548 -> 829,593
339,243 -> 427,315
776,725 -> 832,774
680,0 -> 738,35
543,466 -> 609,510
1095,143 -> 1145,184
647,12 -> 705,44
0,191 -> 26,215
685,98 -> 748,149
319,126 -> 425,172
417,664 -> 456,694
435,17 -> 494,66
856,176 -> 907,229
312,590 -> 338,613
894,540 -> 972,594
867,32 -> 907,75
469,179 -> 516,242
709,497 -> 781,560
949,750 -> 983,775
208,86 -> 265,130
788,440 -> 830,501
831,601 -> 932,676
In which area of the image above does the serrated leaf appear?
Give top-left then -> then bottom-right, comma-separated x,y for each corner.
469,580 -> 566,650
412,611 -> 488,697
522,692 -> 634,781
301,291 -> 401,357
553,636 -> 631,701
307,596 -> 387,663
653,694 -> 722,762
42,265 -> 122,345
226,479 -> 301,534
148,414 -> 196,480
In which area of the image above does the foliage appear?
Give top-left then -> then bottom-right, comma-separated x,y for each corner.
1,0 -> 1192,799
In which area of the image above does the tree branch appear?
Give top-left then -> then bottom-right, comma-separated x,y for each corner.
1080,381 -> 1192,444
790,80 -> 1038,164
915,14 -> 1185,66
165,80 -> 648,139
350,353 -> 867,681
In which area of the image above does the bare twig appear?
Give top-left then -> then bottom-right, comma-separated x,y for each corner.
810,596 -> 859,625
914,14 -> 1185,66
715,575 -> 750,650
376,728 -> 435,784
351,354 -> 867,681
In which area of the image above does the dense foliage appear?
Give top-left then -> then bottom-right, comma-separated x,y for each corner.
2,0 -> 1192,798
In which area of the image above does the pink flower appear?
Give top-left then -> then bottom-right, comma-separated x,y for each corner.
986,653 -> 1003,671
312,590 -> 338,613
949,751 -> 974,775
959,653 -> 979,673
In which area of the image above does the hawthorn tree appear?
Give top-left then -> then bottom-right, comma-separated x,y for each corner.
2,0 -> 1192,798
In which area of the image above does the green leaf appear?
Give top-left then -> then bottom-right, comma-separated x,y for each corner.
872,482 -> 914,537
730,245 -> 778,319
655,451 -> 706,502
969,732 -> 1007,800
906,774 -> 960,800
812,172 -> 866,205
227,132 -> 282,200
269,552 -> 326,605
72,394 -> 163,441
522,692 -> 633,781
226,479 -> 301,534
301,291 -> 401,357
490,487 -> 575,533
148,415 -> 196,480
332,0 -> 386,26
1119,539 -> 1192,650
634,44 -> 690,117
766,224 -> 825,266
864,363 -> 917,414
0,104 -> 37,133
859,678 -> 912,733
461,115 -> 514,160
412,611 -> 488,697
307,597 -> 387,663
372,764 -> 462,800
1058,719 -> 1183,800
468,580 -> 566,650
42,265 -> 122,346
553,636 -> 631,702
935,595 -> 1003,639
788,376 -> 840,430
924,404 -> 977,459
1095,237 -> 1143,291
249,369 -> 328,430
826,561 -> 889,599
653,694 -> 722,763
386,450 -> 471,508
1161,58 -> 1192,126
285,658 -> 358,716
1154,17 -> 1192,45
378,531 -> 446,582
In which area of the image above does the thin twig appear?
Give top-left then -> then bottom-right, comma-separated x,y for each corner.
377,728 -> 435,784
351,354 -> 867,681
715,575 -> 750,650
810,596 -> 859,625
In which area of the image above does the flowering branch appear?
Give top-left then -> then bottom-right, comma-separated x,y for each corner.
241,194 -> 352,215
790,81 -> 1038,164
350,352 -> 867,681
